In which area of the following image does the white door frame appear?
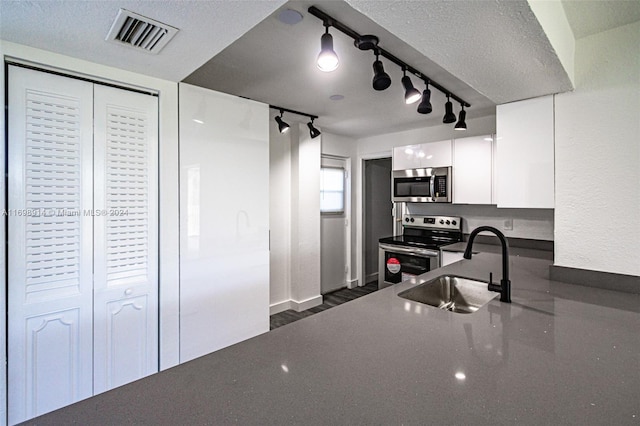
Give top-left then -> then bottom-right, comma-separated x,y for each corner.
320,154 -> 353,289
356,151 -> 392,290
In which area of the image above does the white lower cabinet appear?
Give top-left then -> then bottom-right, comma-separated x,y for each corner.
7,66 -> 159,424
441,250 -> 465,267
453,135 -> 494,204
178,84 -> 269,363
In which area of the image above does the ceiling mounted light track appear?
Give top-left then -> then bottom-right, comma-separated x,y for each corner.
308,5 -> 471,128
401,68 -> 422,104
316,23 -> 339,72
442,94 -> 457,124
275,109 -> 290,134
455,104 -> 467,131
355,35 -> 392,92
270,105 -> 321,139
417,80 -> 433,114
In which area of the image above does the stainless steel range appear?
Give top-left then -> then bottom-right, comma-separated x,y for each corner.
378,214 -> 462,289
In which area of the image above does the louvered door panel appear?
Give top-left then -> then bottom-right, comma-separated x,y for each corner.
8,66 -> 94,424
93,85 -> 159,394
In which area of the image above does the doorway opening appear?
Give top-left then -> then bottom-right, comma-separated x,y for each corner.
363,157 -> 393,286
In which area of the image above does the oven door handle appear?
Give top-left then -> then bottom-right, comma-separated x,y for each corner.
429,173 -> 436,201
379,243 -> 439,257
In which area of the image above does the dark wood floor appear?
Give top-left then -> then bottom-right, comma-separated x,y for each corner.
270,281 -> 379,330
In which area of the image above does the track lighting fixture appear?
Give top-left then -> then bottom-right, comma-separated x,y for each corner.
308,118 -> 321,138
275,110 -> 290,134
417,81 -> 433,114
317,24 -> 339,72
372,50 -> 391,91
270,105 -> 319,137
401,69 -> 421,105
454,104 -> 467,130
442,94 -> 457,124
308,6 -> 471,128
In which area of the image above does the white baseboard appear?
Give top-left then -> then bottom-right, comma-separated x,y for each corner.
347,278 -> 359,289
269,300 -> 293,315
291,295 -> 323,312
270,295 -> 324,315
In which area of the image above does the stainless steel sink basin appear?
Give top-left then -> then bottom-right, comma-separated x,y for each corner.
398,275 -> 498,314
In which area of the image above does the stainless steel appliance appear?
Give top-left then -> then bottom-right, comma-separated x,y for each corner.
392,167 -> 452,203
378,214 -> 462,289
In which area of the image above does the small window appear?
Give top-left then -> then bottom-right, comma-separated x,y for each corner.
320,167 -> 345,214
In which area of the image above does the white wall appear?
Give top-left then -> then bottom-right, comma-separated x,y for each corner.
554,21 -> 640,277
269,111 -> 292,310
290,124 -> 322,309
269,120 -> 323,313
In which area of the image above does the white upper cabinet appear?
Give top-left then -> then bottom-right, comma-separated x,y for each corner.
393,139 -> 452,170
453,135 -> 494,204
496,95 -> 555,208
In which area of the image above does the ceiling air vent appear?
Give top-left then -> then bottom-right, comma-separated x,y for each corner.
106,9 -> 179,54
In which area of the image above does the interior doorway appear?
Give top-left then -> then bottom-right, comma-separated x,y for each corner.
320,156 -> 349,294
363,157 -> 393,285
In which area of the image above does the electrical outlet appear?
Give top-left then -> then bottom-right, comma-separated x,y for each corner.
504,218 -> 513,231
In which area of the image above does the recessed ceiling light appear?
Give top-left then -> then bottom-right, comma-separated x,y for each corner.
278,9 -> 303,25
330,94 -> 344,101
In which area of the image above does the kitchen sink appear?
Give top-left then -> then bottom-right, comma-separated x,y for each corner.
398,275 -> 498,314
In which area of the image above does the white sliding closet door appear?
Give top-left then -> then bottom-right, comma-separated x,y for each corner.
8,66 -> 94,424
93,86 -> 159,393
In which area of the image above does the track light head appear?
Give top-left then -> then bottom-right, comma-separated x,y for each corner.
401,70 -> 421,104
275,110 -> 290,133
443,95 -> 457,124
455,105 -> 467,130
308,119 -> 321,138
372,52 -> 391,91
417,84 -> 432,114
317,26 -> 339,72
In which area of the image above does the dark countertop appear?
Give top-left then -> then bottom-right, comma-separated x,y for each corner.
26,253 -> 639,425
441,241 -> 554,260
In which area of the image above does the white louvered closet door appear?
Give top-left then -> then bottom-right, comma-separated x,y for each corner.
8,66 -> 94,424
92,85 -> 159,393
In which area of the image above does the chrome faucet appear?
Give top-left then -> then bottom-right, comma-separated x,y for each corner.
463,226 -> 511,303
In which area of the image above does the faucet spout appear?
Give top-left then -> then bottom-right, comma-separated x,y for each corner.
463,226 -> 511,303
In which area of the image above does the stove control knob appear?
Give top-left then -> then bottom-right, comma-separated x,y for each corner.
405,217 -> 410,222
446,220 -> 451,225
410,218 -> 415,223
439,219 -> 444,224
452,220 -> 457,226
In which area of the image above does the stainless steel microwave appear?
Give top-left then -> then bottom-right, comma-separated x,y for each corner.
392,167 -> 452,203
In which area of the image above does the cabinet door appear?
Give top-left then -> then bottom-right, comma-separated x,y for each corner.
420,139 -> 452,168
496,95 -> 554,208
393,140 -> 452,170
8,66 -> 94,424
178,84 -> 270,363
453,136 -> 493,204
93,86 -> 159,393
393,144 -> 422,170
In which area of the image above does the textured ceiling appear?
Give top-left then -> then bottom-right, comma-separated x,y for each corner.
561,0 -> 640,39
0,0 -> 287,81
2,0 -> 636,139
183,0 -> 496,138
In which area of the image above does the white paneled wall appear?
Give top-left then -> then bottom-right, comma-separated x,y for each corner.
178,84 -> 269,362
